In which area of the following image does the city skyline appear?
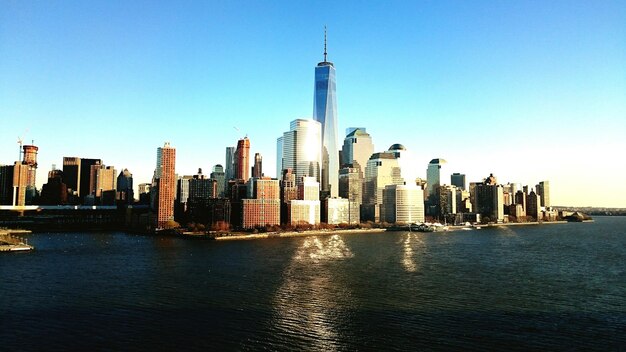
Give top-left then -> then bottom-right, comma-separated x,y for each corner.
1,1 -> 625,207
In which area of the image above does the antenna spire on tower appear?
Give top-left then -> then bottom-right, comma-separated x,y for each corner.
324,25 -> 327,62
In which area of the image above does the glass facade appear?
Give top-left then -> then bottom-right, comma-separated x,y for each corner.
313,62 -> 339,198
280,119 -> 321,186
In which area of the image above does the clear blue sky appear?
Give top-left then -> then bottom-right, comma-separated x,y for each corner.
1,0 -> 625,207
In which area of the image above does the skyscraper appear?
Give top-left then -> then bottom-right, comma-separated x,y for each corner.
22,144 -> 38,204
341,128 -> 374,173
451,173 -> 466,191
536,181 -> 550,208
252,153 -> 263,178
62,157 -> 81,197
363,147 -> 405,222
279,118 -> 322,185
116,169 -> 134,204
80,158 -> 101,202
234,137 -> 250,181
210,164 -> 226,198
426,158 -> 449,199
313,28 -> 339,198
155,143 -> 176,229
225,146 -> 235,180
276,137 -> 284,179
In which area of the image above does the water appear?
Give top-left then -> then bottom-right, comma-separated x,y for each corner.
1,217 -> 625,351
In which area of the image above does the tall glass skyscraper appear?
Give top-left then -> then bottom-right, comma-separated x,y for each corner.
279,119 -> 322,185
313,29 -> 339,198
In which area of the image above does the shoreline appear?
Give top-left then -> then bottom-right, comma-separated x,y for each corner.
187,220 -> 576,242
214,228 -> 384,241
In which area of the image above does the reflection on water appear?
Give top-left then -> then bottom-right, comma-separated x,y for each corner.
272,235 -> 354,351
294,235 -> 354,262
402,232 -> 424,272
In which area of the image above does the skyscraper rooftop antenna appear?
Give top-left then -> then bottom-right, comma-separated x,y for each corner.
323,26 -> 327,62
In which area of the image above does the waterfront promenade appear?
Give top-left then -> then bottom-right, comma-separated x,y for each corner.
187,220 -> 572,242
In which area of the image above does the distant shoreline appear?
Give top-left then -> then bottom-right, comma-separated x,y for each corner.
179,220 -> 579,242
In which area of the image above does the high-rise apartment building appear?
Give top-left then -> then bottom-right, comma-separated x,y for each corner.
279,119 -> 322,185
188,169 -> 217,201
313,29 -> 339,198
341,128 -> 374,173
241,178 -> 280,229
234,137 -> 250,181
280,169 -> 298,224
155,143 -> 176,229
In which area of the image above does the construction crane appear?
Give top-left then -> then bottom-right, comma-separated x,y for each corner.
17,128 -> 29,161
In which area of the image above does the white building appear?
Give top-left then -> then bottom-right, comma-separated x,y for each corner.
382,184 -> 424,224
278,119 -> 322,186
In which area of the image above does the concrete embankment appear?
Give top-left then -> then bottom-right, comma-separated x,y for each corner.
213,228 -> 383,241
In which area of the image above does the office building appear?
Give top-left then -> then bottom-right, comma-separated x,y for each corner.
116,169 -> 134,204
80,158 -> 102,202
251,153 -> 263,178
40,168 -> 68,205
426,158 -> 448,199
362,147 -> 404,222
536,181 -> 550,208
437,184 -> 457,219
526,189 -> 541,220
62,157 -> 81,197
279,119 -> 322,185
450,173 -> 466,191
341,128 -> 374,173
313,29 -> 339,198
289,176 -> 321,225
225,146 -> 235,182
382,184 -> 424,224
276,137 -> 284,179
324,197 -> 353,224
210,164 -> 226,198
475,175 -> 504,223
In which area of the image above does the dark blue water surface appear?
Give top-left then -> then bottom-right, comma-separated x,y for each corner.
2,217 -> 625,351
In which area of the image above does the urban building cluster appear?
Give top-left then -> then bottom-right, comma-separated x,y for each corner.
1,34 -> 554,231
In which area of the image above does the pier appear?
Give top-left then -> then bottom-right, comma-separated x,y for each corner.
0,229 -> 34,252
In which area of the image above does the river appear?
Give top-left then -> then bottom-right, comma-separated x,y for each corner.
1,217 -> 625,351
